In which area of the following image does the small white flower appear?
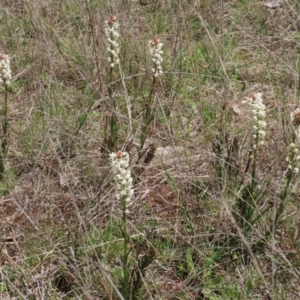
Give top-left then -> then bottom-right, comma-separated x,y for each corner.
120,190 -> 127,196
258,130 -> 266,137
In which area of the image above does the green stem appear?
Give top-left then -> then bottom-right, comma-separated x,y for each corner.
105,65 -> 119,152
122,197 -> 130,300
238,144 -> 257,230
139,78 -> 156,156
0,85 -> 8,178
247,144 -> 258,223
272,132 -> 296,230
274,172 -> 292,227
250,145 -> 258,193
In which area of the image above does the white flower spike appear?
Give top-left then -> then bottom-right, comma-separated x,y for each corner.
0,54 -> 11,86
149,38 -> 163,77
244,93 -> 267,148
110,151 -> 134,214
105,15 -> 120,68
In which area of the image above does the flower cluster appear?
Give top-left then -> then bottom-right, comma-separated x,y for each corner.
0,54 -> 11,86
286,108 -> 300,174
286,143 -> 300,174
291,107 -> 300,149
244,92 -> 267,149
104,15 -> 120,68
149,38 -> 163,77
110,151 -> 134,214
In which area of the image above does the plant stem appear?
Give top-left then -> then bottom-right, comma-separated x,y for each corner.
108,68 -> 119,152
122,197 -> 130,300
274,172 -> 292,228
139,78 -> 156,158
0,85 -> 8,178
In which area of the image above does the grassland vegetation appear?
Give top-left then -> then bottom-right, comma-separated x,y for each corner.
0,0 -> 300,299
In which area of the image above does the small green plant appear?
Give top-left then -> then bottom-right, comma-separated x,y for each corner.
274,108 -> 300,229
110,151 -> 135,299
236,92 -> 268,231
110,151 -> 156,299
235,96 -> 300,235
0,53 -> 11,179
